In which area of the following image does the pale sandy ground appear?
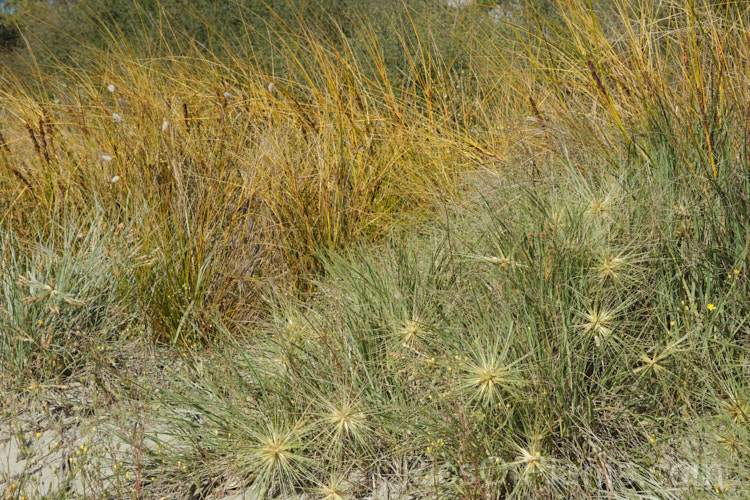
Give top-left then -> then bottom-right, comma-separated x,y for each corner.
1,382 -> 133,498
2,416 -> 417,499
0,334 -> 422,499
1,403 -> 275,498
2,414 -> 419,499
1,383 -> 419,499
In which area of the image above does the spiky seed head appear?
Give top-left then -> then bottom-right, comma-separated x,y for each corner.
315,476 -> 350,500
579,306 -> 615,346
323,397 -> 368,446
464,356 -> 519,404
520,447 -> 542,467
247,421 -> 307,495
398,318 -> 428,345
722,396 -> 749,424
282,315 -> 312,340
585,190 -> 617,218
633,353 -> 667,376
513,444 -> 552,482
595,252 -> 627,282
715,431 -> 741,455
586,198 -> 609,216
488,254 -> 513,270
257,431 -> 294,469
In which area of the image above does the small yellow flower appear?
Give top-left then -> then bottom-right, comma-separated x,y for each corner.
707,303 -> 716,311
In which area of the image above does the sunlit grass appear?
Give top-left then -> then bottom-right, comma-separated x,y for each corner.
1,0 -> 750,497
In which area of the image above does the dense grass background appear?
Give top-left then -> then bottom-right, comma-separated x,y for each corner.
1,0 -> 749,498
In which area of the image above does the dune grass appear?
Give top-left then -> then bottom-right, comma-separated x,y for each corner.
1,0 -> 749,498
0,5 -> 480,346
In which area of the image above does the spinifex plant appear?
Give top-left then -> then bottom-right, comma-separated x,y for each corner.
0,0 -> 749,498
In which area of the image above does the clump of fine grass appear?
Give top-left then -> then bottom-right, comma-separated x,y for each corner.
143,135 -> 750,496
0,209 -> 133,387
1,0 -> 750,498
0,3 -> 487,344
